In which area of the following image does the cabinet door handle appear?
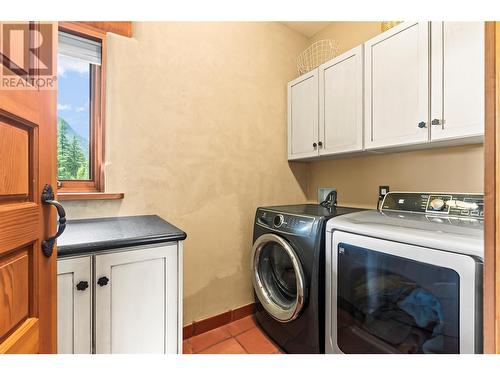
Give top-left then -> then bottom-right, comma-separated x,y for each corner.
76,281 -> 89,291
418,121 -> 427,129
313,142 -> 317,148
97,276 -> 109,287
431,118 -> 442,126
318,141 -> 323,147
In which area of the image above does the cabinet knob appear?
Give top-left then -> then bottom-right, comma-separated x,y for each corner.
418,121 -> 427,129
76,281 -> 89,291
97,276 -> 109,287
318,141 -> 323,147
313,142 -> 317,148
431,118 -> 442,126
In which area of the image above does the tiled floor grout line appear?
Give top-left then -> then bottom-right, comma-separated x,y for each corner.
189,336 -> 222,354
199,337 -> 240,354
191,325 -> 255,354
186,326 -> 229,353
228,324 -> 255,354
187,319 -> 257,353
188,331 -> 281,354
185,316 -> 284,354
234,326 -> 280,354
187,327 -> 234,353
233,335 -> 249,354
230,326 -> 255,338
188,336 -> 211,354
232,332 -> 248,354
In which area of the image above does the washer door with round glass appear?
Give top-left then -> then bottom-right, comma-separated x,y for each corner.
251,233 -> 306,322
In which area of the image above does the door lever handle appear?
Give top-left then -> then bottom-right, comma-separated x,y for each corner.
41,184 -> 67,257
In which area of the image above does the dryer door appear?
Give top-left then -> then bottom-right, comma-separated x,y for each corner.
251,233 -> 306,322
325,230 -> 481,354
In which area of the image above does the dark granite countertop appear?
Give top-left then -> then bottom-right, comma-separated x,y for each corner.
57,215 -> 186,257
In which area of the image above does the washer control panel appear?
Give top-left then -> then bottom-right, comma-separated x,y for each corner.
382,192 -> 484,218
256,209 -> 315,236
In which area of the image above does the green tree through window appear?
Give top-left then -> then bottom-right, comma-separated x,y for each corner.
57,117 -> 89,180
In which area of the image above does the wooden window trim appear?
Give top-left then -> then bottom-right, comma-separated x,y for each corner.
77,22 -> 132,38
57,192 -> 124,201
57,22 -> 106,193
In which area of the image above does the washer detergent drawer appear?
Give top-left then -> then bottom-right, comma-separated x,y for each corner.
325,231 -> 481,354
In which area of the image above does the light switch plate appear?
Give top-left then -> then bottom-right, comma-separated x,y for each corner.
318,188 -> 336,203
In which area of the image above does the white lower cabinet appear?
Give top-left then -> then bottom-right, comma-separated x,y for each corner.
57,256 -> 92,354
95,244 -> 179,353
57,242 -> 183,354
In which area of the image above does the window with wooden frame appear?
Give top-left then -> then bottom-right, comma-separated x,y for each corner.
57,22 -> 106,193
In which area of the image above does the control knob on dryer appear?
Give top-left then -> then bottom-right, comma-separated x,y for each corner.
429,198 -> 445,211
273,214 -> 285,228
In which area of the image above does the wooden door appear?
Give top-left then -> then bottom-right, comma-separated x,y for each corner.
364,21 -> 429,150
431,22 -> 485,141
287,69 -> 319,160
94,245 -> 179,354
57,256 -> 92,354
484,21 -> 500,354
319,45 -> 363,156
0,22 -> 57,353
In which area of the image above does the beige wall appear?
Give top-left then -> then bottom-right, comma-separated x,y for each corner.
305,145 -> 484,208
305,22 -> 484,206
63,22 -> 309,324
63,21 -> 484,325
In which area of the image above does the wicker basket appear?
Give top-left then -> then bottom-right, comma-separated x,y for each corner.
296,39 -> 339,75
381,21 -> 402,32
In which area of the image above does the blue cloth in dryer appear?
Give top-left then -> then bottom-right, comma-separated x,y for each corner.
422,335 -> 444,354
397,288 -> 445,353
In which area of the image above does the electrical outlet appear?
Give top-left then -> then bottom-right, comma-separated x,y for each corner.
379,185 -> 390,197
318,188 -> 336,203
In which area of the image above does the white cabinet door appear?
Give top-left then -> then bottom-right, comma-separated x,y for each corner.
94,244 -> 179,354
365,22 -> 430,150
319,46 -> 364,155
431,22 -> 484,141
287,69 -> 319,160
57,256 -> 92,354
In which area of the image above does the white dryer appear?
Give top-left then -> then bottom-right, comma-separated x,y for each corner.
325,192 -> 483,354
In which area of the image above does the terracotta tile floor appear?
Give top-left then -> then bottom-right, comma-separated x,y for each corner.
183,315 -> 283,354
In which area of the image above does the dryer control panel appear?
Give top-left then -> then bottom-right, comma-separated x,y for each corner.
381,192 -> 484,218
256,209 -> 315,236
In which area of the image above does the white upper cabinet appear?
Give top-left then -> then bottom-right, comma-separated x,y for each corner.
364,22 -> 430,150
319,45 -> 364,156
287,21 -> 484,160
430,22 -> 485,141
287,69 -> 319,160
